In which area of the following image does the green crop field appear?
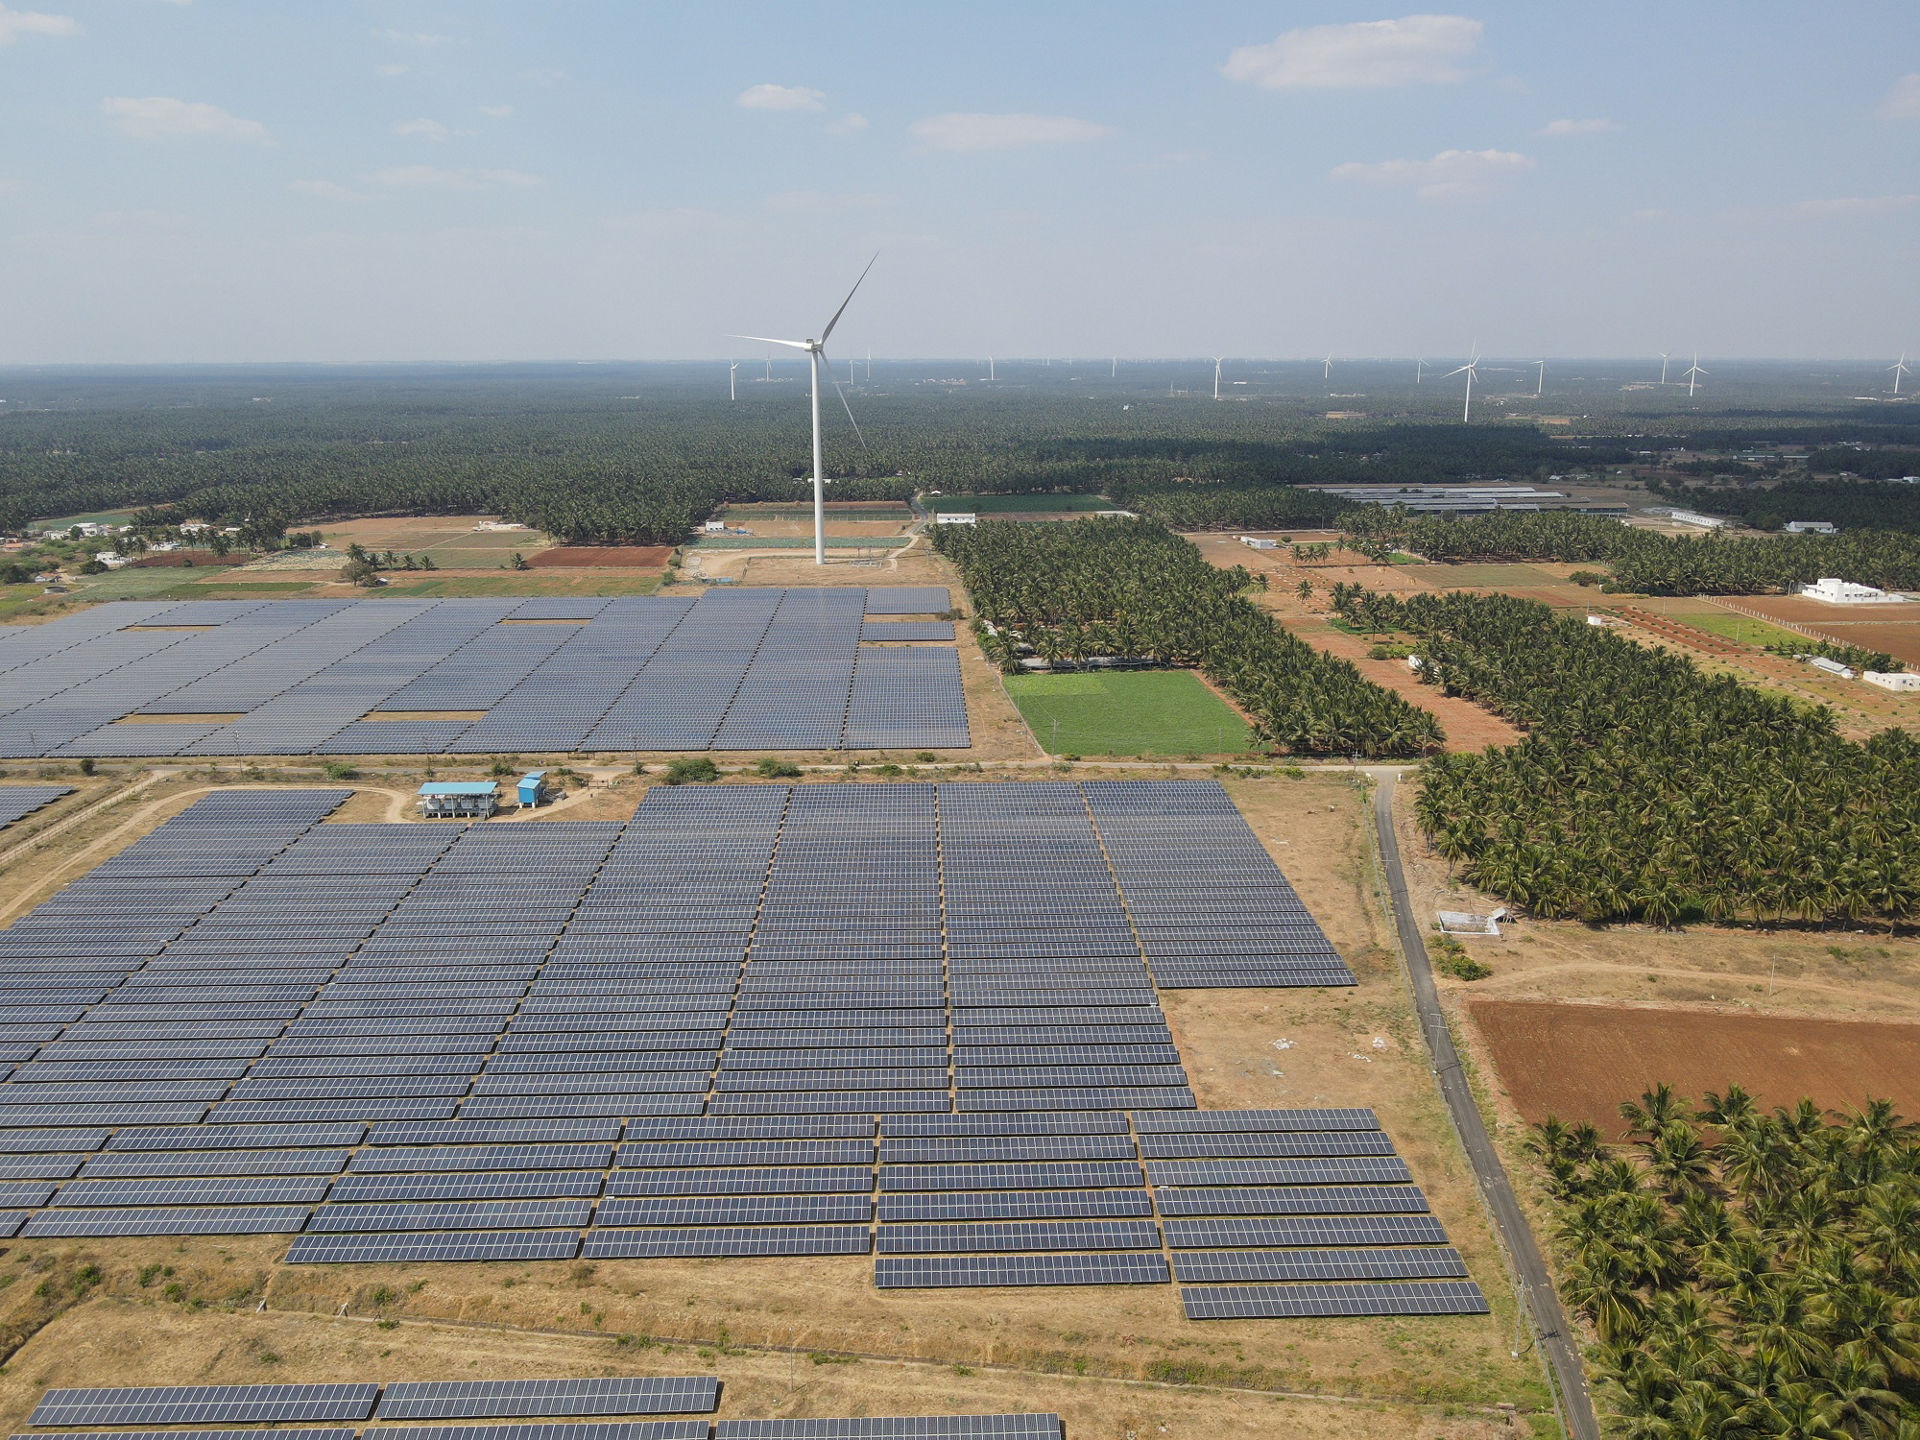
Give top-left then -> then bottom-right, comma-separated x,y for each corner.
1005,669 -> 1254,756
1679,610 -> 1806,649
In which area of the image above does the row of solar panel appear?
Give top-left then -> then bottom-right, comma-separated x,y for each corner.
28,1380 -> 718,1426
0,592 -> 963,756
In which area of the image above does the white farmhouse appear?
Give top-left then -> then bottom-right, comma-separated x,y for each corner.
1799,577 -> 1908,604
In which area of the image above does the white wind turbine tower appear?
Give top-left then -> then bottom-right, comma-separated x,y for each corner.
1441,345 -> 1480,423
1415,358 -> 1426,384
1534,360 -> 1545,398
1322,353 -> 1333,381
1110,357 -> 1117,379
1213,357 -> 1225,400
729,361 -> 738,401
987,357 -> 996,381
1658,352 -> 1672,385
1684,352 -> 1707,398
733,254 -> 878,567
1891,352 -> 1910,396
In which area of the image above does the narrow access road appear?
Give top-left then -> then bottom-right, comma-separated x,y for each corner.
1370,768 -> 1601,1440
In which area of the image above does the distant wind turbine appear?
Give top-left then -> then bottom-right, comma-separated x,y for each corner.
1111,357 -> 1117,379
732,253 -> 878,566
1415,358 -> 1426,384
729,361 -> 737,401
1213,357 -> 1225,400
1534,360 -> 1545,398
1442,345 -> 1480,424
987,356 -> 996,381
763,354 -> 773,381
1322,353 -> 1333,381
1658,352 -> 1672,385
865,350 -> 872,383
1684,352 -> 1707,398
1892,352 -> 1910,397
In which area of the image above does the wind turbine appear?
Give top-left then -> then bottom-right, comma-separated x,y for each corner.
1441,345 -> 1480,423
1111,357 -> 1117,379
1658,352 -> 1671,385
866,350 -> 872,383
987,356 -> 996,381
1684,352 -> 1707,398
732,253 -> 878,566
1892,352 -> 1910,396
729,361 -> 737,401
1213,357 -> 1225,400
1322,353 -> 1333,381
763,354 -> 773,381
1415,358 -> 1426,384
1534,360 -> 1545,397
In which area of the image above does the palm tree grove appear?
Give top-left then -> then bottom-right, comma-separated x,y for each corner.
1334,586 -> 1920,925
933,516 -> 1445,757
1531,1086 -> 1920,1437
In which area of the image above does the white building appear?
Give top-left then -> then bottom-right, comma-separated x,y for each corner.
1864,671 -> 1920,692
1800,577 -> 1908,604
91,551 -> 129,569
1807,655 -> 1855,679
1667,509 -> 1731,529
1237,536 -> 1280,550
934,513 -> 978,526
702,519 -> 727,533
1784,520 -> 1836,534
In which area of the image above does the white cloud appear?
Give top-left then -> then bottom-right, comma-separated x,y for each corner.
1792,194 -> 1920,218
0,4 -> 80,44
370,165 -> 542,190
394,117 -> 451,142
290,179 -> 362,202
737,83 -> 826,112
1542,117 -> 1616,137
909,112 -> 1114,153
480,104 -> 514,119
102,96 -> 269,142
1225,15 -> 1483,90
1332,147 -> 1533,200
1881,74 -> 1920,120
375,63 -> 408,78
827,112 -> 868,135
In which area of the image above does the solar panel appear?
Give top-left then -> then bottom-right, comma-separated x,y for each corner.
877,1220 -> 1160,1253
354,1426 -> 706,1440
285,1231 -> 582,1263
1170,1247 -> 1469,1283
876,1191 -> 1154,1223
1180,1280 -> 1490,1319
24,1206 -> 313,1237
29,1384 -> 379,1427
582,1226 -> 873,1258
1162,1216 -> 1451,1248
374,1378 -> 719,1420
873,1254 -> 1170,1288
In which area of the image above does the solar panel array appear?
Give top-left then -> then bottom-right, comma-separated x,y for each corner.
0,590 -> 966,757
20,1381 -> 1047,1440
0,780 -> 1482,1315
0,787 -> 73,831
28,1379 -> 718,1428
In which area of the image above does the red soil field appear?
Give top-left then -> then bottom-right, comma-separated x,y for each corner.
1469,998 -> 1920,1135
527,546 -> 674,568
1728,596 -> 1920,667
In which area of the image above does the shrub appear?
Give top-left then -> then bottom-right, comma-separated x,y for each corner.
754,757 -> 802,778
663,757 -> 719,784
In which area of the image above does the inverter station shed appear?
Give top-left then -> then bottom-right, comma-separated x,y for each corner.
416,781 -> 499,819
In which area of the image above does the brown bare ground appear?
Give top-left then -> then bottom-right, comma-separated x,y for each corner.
1468,999 -> 1920,1134
0,1298 -> 1519,1440
1724,595 -> 1920,667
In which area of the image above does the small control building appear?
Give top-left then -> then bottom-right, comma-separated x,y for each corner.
417,781 -> 499,819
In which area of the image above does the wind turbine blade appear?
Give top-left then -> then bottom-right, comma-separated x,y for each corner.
732,334 -> 810,350
819,252 -> 879,345
1440,365 -> 1471,379
823,355 -> 869,450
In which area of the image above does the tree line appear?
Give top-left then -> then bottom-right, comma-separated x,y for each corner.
1531,1085 -> 1920,1437
933,518 -> 1444,757
1333,585 -> 1920,925
1650,476 -> 1920,534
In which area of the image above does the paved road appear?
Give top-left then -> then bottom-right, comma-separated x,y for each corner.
1370,768 -> 1601,1440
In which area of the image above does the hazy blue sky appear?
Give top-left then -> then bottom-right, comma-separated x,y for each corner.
1,2 -> 1915,363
